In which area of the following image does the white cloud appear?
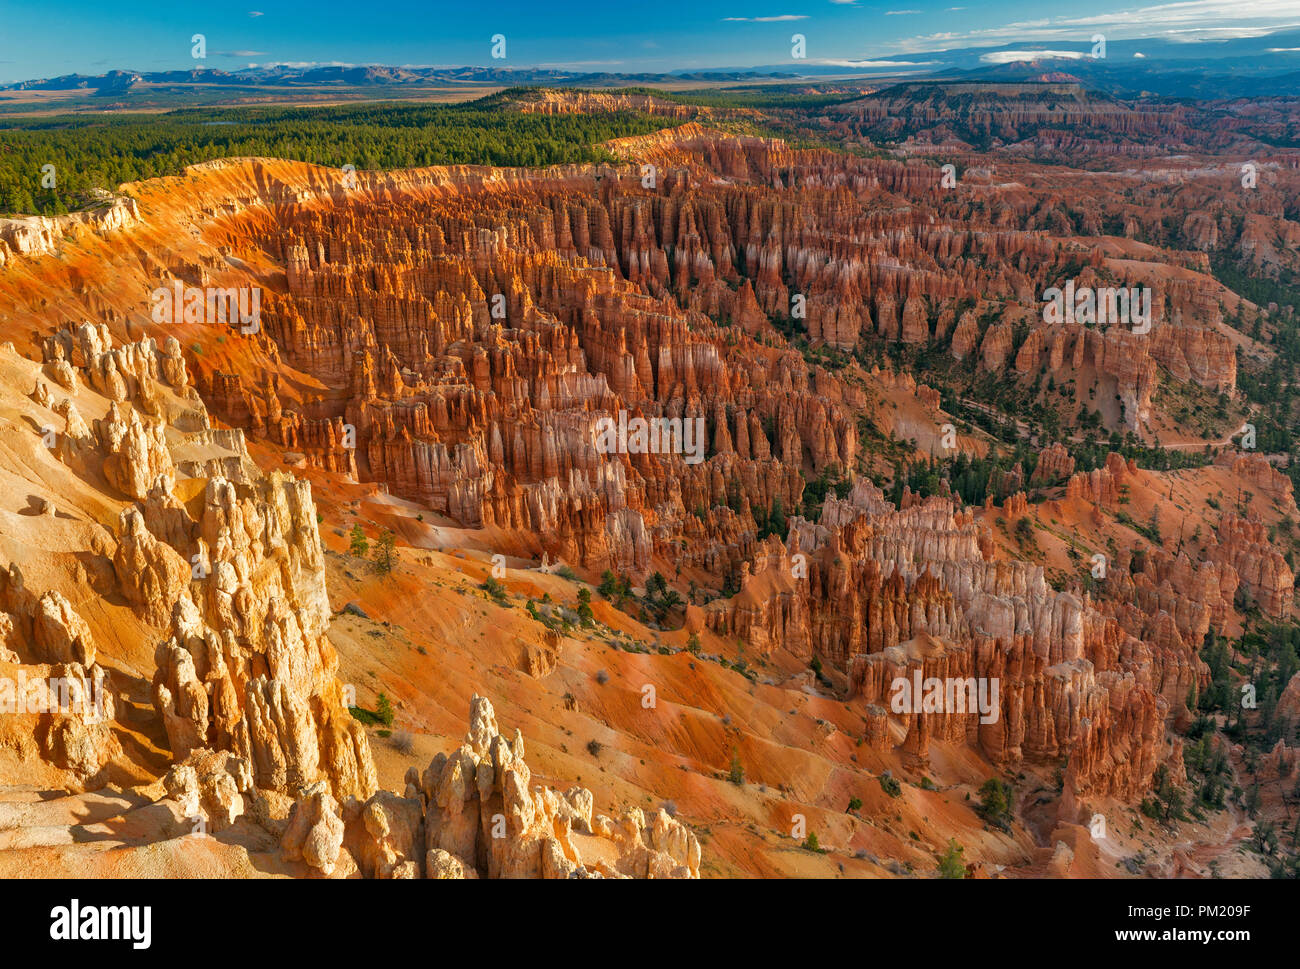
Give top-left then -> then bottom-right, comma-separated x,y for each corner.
872,0 -> 1300,55
723,14 -> 809,21
1039,0 -> 1299,31
885,9 -> 921,13
1162,22 -> 1300,39
979,49 -> 1086,63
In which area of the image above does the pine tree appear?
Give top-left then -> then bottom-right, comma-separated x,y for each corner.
728,747 -> 744,786
597,569 -> 619,599
768,495 -> 786,538
937,838 -> 967,879
348,524 -> 369,557
373,529 -> 396,575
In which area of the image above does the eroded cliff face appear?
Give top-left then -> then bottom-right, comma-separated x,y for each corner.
0,197 -> 139,268
1059,453 -> 1296,619
285,695 -> 699,879
0,122 -> 1291,876
513,90 -> 710,121
705,484 -> 1194,805
0,129 -> 1252,582
0,322 -> 375,803
0,324 -> 698,879
119,127 -> 1236,586
826,83 -> 1296,161
192,151 -> 871,576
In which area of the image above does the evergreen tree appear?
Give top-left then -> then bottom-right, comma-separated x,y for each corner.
348,524 -> 369,557
373,529 -> 397,575
937,839 -> 967,879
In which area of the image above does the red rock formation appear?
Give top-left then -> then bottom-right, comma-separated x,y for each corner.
1065,453 -> 1137,508
0,125 -> 1284,840
316,695 -> 701,879
706,489 -> 1194,801
1206,514 -> 1294,616
1216,452 -> 1298,512
1030,442 -> 1075,487
1002,491 -> 1029,519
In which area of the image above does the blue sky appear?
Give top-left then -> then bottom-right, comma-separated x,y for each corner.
1,0 -> 1297,81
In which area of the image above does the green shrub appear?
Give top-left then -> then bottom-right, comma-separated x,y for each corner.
348,524 -> 369,557
937,838 -> 966,879
348,705 -> 382,726
977,778 -> 1014,831
728,747 -> 745,786
597,569 -> 620,599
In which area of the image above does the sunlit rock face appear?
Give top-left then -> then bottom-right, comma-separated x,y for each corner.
0,109 -> 1293,879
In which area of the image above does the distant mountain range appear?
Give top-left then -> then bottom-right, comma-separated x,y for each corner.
2,65 -> 798,94
6,30 -> 1300,101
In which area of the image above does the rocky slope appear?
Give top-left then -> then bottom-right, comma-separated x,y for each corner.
829,82 -> 1299,159
0,328 -> 695,878
0,118 -> 1294,877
